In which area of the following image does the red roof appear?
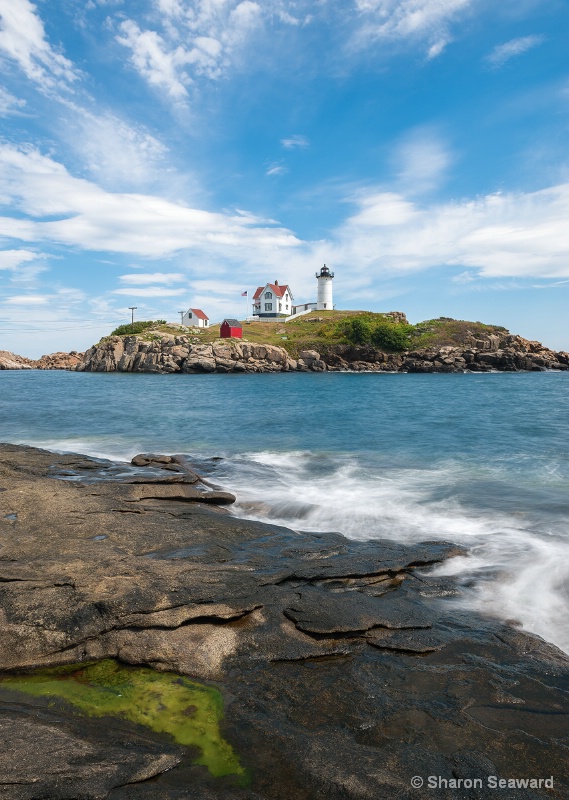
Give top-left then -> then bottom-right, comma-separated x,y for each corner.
252,283 -> 290,300
190,308 -> 208,320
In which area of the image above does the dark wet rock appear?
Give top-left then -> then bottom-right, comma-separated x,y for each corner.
0,443 -> 568,800
0,703 -> 182,800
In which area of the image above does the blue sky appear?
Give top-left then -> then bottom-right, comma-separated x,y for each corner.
0,0 -> 568,357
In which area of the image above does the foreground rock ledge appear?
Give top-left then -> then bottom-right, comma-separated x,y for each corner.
0,444 -> 567,800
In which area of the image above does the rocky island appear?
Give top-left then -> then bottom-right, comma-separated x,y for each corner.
1,313 -> 568,374
0,443 -> 567,799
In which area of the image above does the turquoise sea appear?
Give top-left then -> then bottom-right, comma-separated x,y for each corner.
1,370 -> 568,653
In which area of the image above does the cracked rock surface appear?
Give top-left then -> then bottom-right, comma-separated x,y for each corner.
0,444 -> 568,799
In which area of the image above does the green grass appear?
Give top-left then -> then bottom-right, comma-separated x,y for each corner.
101,312 -> 509,355
408,318 -> 508,349
0,659 -> 247,783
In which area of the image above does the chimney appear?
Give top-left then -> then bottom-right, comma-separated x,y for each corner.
275,280 -> 278,285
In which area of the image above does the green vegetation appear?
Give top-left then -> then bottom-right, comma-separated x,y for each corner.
337,315 -> 413,351
110,320 -> 167,336
103,311 -> 508,355
408,318 -> 508,349
0,659 -> 247,784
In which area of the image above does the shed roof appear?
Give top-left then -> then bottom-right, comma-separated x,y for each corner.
189,308 -> 208,320
222,319 -> 242,328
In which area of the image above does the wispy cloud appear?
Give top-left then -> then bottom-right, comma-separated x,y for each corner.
330,182 -> 569,280
392,128 -> 452,194
58,106 -> 169,190
281,134 -> 310,149
0,0 -> 79,91
0,85 -> 26,116
119,272 -> 186,284
4,293 -> 49,305
265,163 -> 288,176
351,0 -> 473,54
116,0 -> 263,101
485,35 -> 544,69
0,249 -> 42,270
0,144 -> 301,260
112,286 -> 187,296
427,37 -> 450,60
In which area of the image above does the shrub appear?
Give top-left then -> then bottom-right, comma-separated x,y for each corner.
369,322 -> 411,352
110,321 -> 157,336
340,317 -> 372,344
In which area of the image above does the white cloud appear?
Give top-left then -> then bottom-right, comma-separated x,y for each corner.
281,134 -> 310,149
58,106 -> 169,190
330,183 -> 569,279
5,293 -> 49,304
0,143 -> 301,260
351,0 -> 473,50
427,37 -> 449,59
0,248 -> 40,269
119,272 -> 186,284
266,163 -> 288,176
112,286 -> 187,296
485,35 -> 544,69
392,128 -> 452,194
189,279 -> 247,295
116,0 -> 263,98
0,84 -> 26,115
0,0 -> 79,90
116,20 -> 190,98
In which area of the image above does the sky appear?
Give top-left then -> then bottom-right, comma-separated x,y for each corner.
0,0 -> 568,357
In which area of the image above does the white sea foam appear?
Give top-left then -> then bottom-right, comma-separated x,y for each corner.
223,450 -> 569,654
8,435 -> 569,655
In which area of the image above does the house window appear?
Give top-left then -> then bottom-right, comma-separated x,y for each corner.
279,303 -> 282,311
265,292 -> 272,299
323,303 -> 327,309
265,303 -> 272,311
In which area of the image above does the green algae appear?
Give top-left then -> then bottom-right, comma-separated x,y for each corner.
0,659 -> 247,783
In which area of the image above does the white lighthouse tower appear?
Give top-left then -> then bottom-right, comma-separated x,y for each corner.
316,264 -> 334,311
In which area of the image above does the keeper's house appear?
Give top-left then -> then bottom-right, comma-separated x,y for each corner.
220,319 -> 243,339
252,281 -> 293,319
182,308 -> 209,328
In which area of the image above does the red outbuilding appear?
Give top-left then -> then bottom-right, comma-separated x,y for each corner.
220,318 -> 243,339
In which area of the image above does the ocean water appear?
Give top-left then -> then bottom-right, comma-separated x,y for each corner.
1,370 -> 568,654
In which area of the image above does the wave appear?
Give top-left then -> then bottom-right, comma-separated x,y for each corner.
217,450 -> 569,655
6,435 -> 569,655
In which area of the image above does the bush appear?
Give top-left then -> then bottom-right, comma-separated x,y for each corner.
369,322 -> 411,352
110,320 -> 157,336
338,316 -> 411,351
340,317 -> 372,344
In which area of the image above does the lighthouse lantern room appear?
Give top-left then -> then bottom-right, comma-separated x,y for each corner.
316,264 -> 334,311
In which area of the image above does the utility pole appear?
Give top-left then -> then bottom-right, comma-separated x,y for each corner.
128,307 -> 137,325
179,311 -> 184,326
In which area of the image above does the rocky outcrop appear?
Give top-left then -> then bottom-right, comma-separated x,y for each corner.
0,444 -> 567,799
79,335 -> 296,374
0,350 -> 34,370
323,332 -> 569,373
3,325 -> 568,374
0,350 -> 83,371
34,350 -> 84,370
78,330 -> 569,374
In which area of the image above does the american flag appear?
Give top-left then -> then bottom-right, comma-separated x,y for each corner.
241,290 -> 248,296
